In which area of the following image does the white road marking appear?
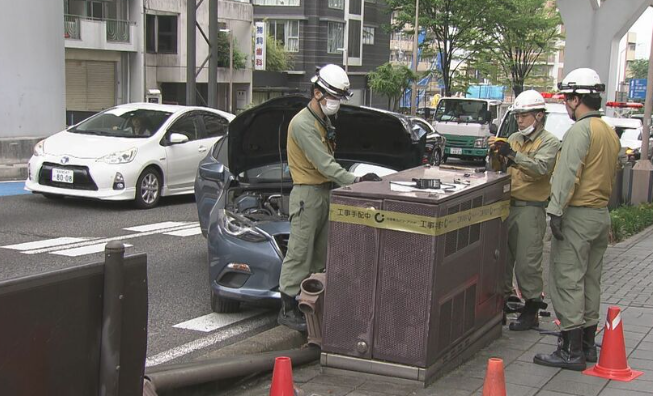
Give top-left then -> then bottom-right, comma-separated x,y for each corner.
51,242 -> 133,257
146,314 -> 275,367
1,237 -> 91,251
173,310 -> 266,333
164,227 -> 202,237
124,222 -> 189,233
23,223 -> 199,255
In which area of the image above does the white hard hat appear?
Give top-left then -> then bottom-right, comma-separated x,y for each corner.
558,68 -> 605,94
311,64 -> 353,100
512,90 -> 547,114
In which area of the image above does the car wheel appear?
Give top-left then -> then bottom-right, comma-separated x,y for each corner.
430,149 -> 442,166
43,193 -> 64,200
211,292 -> 241,313
135,168 -> 162,209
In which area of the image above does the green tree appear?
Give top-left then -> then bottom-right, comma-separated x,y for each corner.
265,35 -> 294,72
217,32 -> 246,69
386,0 -> 494,97
482,0 -> 561,97
630,59 -> 650,80
368,63 -> 417,110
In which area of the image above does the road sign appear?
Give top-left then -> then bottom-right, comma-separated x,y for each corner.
629,79 -> 647,100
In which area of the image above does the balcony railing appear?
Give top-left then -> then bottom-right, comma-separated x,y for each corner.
63,14 -> 134,43
64,15 -> 81,39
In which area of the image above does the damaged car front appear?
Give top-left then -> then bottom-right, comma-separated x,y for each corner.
195,96 -> 425,313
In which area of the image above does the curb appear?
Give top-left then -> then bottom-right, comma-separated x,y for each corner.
0,164 -> 27,182
197,325 -> 307,361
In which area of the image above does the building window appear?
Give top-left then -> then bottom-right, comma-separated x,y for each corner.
348,20 -> 361,57
327,22 -> 344,54
267,20 -> 300,53
146,15 -> 178,54
253,0 -> 299,5
363,26 -> 374,45
328,0 -> 344,9
364,0 -> 376,2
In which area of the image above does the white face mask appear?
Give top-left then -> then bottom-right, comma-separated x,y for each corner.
320,98 -> 341,116
518,122 -> 536,135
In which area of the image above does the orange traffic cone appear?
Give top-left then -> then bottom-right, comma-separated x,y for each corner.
583,306 -> 643,382
270,356 -> 295,396
482,358 -> 507,396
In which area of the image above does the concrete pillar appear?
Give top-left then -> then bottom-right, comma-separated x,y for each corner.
558,0 -> 653,107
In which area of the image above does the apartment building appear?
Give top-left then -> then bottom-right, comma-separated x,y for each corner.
63,0 -> 144,124
252,0 -> 390,108
146,0 -> 253,112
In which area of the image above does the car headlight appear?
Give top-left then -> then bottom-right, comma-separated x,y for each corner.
221,211 -> 267,242
474,137 -> 488,148
97,148 -> 137,164
33,140 -> 46,156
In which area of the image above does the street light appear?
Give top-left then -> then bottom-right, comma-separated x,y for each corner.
337,47 -> 348,73
220,28 -> 234,113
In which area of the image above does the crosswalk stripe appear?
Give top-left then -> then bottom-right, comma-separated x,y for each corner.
173,310 -> 266,333
146,313 -> 275,367
164,227 -> 202,237
51,243 -> 134,257
24,223 -> 199,255
1,237 -> 91,251
124,222 -> 190,232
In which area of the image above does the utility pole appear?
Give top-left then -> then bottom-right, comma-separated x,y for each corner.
186,0 -> 196,105
229,29 -> 234,113
410,0 -> 419,116
634,23 -> 653,170
208,0 -> 218,108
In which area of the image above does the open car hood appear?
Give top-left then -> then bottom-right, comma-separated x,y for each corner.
227,96 -> 422,176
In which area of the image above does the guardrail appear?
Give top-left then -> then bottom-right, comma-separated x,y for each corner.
0,242 -> 148,395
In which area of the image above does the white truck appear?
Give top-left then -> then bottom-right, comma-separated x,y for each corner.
432,97 -> 502,162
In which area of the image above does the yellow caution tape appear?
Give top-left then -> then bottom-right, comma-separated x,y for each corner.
329,199 -> 510,236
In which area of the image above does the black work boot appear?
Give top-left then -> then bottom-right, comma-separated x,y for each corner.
509,299 -> 541,331
278,293 -> 307,332
583,325 -> 598,363
503,295 -> 524,314
533,328 -> 586,371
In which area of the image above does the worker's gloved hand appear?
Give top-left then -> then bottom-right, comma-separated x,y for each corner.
359,173 -> 382,182
495,140 -> 515,158
549,214 -> 564,241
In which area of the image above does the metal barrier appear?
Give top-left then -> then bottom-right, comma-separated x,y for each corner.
0,242 -> 148,396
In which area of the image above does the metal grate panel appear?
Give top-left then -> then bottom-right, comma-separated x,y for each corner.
322,195 -> 383,359
444,205 -> 459,257
469,196 -> 483,244
436,282 -> 477,356
372,200 -> 438,367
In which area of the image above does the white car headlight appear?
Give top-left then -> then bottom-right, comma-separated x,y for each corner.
97,148 -> 137,164
474,137 -> 488,148
221,211 -> 267,242
33,140 -> 46,156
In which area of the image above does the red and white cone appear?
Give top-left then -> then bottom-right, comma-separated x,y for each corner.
583,306 -> 643,382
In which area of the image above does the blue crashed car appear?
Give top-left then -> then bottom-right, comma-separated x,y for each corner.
194,96 -> 426,313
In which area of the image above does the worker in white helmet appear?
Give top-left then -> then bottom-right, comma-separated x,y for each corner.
278,64 -> 382,331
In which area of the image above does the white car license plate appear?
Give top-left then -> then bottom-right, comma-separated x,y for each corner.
450,148 -> 463,155
52,168 -> 74,183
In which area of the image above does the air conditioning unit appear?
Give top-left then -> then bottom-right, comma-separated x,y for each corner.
321,166 -> 510,385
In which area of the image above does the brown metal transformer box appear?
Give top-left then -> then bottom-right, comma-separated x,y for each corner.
321,166 -> 511,384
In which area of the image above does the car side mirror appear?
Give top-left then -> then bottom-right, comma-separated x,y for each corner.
198,163 -> 225,182
169,133 -> 189,145
489,124 -> 498,134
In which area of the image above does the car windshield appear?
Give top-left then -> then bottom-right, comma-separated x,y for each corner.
69,108 -> 172,138
435,100 -> 489,124
499,111 -> 574,141
621,129 -> 641,141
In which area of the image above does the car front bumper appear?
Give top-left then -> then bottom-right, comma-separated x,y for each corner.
25,154 -> 139,201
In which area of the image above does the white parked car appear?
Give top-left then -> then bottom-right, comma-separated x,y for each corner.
26,103 -> 235,208
602,116 -> 650,161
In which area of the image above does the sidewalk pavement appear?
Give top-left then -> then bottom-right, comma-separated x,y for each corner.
226,225 -> 653,396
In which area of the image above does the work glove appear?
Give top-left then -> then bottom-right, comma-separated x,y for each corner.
494,140 -> 516,159
358,173 -> 382,182
549,214 -> 564,241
